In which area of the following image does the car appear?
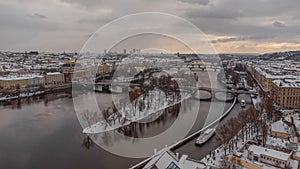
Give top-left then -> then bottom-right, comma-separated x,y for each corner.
240,99 -> 246,107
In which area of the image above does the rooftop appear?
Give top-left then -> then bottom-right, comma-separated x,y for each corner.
273,79 -> 300,88
271,120 -> 291,134
143,150 -> 206,169
248,145 -> 290,161
0,74 -> 44,81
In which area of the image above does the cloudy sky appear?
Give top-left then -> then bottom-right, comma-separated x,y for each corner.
1,0 -> 300,54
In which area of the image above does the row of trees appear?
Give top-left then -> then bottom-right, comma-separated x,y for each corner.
217,98 -> 276,156
216,104 -> 271,169
216,106 -> 265,156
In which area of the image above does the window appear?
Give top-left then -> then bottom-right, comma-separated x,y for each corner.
166,162 -> 180,169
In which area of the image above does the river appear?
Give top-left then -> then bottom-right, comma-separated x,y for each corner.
0,71 -> 238,169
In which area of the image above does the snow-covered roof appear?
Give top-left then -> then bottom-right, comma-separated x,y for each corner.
271,120 -> 291,134
248,145 -> 290,161
143,150 -> 206,169
46,72 -> 62,75
273,79 -> 300,88
0,74 -> 44,81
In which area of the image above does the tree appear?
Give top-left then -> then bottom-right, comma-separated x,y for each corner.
247,106 -> 259,136
230,71 -> 240,85
217,125 -> 231,156
264,96 -> 275,122
261,121 -> 268,146
228,117 -> 240,150
219,154 -> 232,169
246,71 -> 254,87
238,110 -> 247,142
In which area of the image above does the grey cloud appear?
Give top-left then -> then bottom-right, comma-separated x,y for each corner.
77,18 -> 112,25
0,4 -> 57,31
2,0 -> 300,52
27,13 -> 47,19
273,21 -> 286,28
211,35 -> 275,43
60,0 -> 102,7
182,0 -> 300,45
186,8 -> 243,20
177,0 -> 210,6
211,37 -> 244,43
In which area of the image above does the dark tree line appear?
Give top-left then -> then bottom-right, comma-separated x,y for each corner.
216,106 -> 263,156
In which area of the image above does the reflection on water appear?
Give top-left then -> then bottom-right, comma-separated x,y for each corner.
82,136 -> 94,149
0,71 -> 232,169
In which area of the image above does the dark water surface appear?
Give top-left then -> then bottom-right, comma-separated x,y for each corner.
0,71 -> 233,169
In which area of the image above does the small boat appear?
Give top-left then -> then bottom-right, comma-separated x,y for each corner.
109,85 -> 126,93
195,128 -> 216,146
94,85 -> 103,92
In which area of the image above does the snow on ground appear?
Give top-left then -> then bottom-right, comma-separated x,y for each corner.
83,90 -> 192,134
201,124 -> 258,168
266,136 -> 289,149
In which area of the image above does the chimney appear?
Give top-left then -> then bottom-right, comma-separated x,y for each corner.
176,153 -> 179,160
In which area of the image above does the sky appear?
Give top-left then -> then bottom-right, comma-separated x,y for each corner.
1,0 -> 300,54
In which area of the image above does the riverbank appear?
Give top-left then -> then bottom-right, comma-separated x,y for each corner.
0,83 -> 71,102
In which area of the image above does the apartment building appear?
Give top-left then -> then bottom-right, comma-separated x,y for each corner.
0,74 -> 44,90
271,79 -> 300,109
247,145 -> 292,169
246,61 -> 300,109
44,72 -> 65,86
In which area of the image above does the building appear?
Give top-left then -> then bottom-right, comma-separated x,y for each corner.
0,76 -> 28,90
44,72 -> 65,86
271,79 -> 300,109
27,75 -> 44,88
0,74 -> 44,90
97,63 -> 113,75
142,150 -> 207,169
271,120 -> 293,139
247,145 -> 292,168
246,61 -> 299,93
61,61 -> 77,83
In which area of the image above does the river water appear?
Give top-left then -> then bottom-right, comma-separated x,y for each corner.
0,71 -> 234,169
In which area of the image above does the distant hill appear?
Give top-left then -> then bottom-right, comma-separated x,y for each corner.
258,50 -> 300,61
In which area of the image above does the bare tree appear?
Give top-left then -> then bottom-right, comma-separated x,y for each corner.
217,124 -> 231,156
264,96 -> 275,122
238,110 -> 248,142
261,120 -> 268,146
246,71 -> 254,86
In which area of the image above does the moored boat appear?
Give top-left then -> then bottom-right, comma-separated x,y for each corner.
195,128 -> 216,146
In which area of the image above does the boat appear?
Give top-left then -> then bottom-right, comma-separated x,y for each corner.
94,85 -> 110,93
94,85 -> 103,92
109,85 -> 127,93
195,128 -> 216,146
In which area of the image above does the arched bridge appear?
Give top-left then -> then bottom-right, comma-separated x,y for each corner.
197,87 -> 257,96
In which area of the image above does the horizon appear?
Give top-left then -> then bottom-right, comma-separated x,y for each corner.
1,49 -> 299,56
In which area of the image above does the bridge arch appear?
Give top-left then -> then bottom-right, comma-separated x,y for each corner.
192,89 -> 212,101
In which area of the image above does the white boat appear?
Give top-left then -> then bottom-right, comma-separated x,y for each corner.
195,128 -> 216,146
94,85 -> 103,92
109,85 -> 125,93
